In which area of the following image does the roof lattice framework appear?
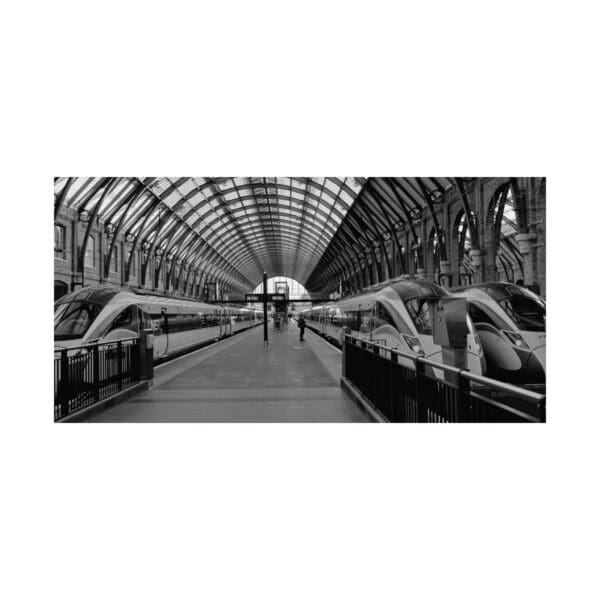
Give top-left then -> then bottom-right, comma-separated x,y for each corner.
54,177 -> 366,291
55,177 -> 532,295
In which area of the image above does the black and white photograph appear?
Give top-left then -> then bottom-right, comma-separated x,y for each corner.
54,177 -> 546,423
3,2 -> 599,600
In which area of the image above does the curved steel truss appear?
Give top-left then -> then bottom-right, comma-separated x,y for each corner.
54,177 -> 365,292
55,177 -> 534,295
305,177 -> 455,291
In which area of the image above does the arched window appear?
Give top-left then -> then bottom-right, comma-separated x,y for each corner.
85,236 -> 96,268
454,212 -> 474,286
491,186 -> 524,282
129,250 -> 137,277
111,245 -> 119,273
54,224 -> 66,260
428,229 -> 442,283
410,237 -> 422,273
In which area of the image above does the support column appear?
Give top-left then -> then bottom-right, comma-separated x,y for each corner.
71,219 -> 79,290
439,260 -> 452,288
515,232 -> 537,287
470,249 -> 486,283
263,271 -> 268,346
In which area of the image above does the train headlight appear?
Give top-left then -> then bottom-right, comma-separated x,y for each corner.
403,334 -> 424,355
503,330 -> 529,349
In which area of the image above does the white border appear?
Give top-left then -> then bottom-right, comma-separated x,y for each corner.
3,2 -> 600,600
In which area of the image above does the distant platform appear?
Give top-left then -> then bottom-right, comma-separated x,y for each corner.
86,321 -> 370,422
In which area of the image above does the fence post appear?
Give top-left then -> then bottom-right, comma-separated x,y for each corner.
385,350 -> 396,423
389,353 -> 395,422
359,340 -> 364,393
93,342 -> 100,403
60,348 -> 70,418
416,357 -> 427,422
117,341 -> 123,391
139,329 -> 154,384
372,343 -> 380,413
539,395 -> 546,423
457,371 -> 472,422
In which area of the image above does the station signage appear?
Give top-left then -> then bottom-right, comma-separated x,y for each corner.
245,293 -> 287,303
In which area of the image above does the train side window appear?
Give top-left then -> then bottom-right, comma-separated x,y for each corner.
375,302 -> 395,328
107,305 -> 139,335
139,308 -> 152,330
406,299 -> 432,335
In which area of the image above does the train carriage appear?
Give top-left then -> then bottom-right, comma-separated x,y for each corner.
302,281 -> 486,375
54,285 -> 261,362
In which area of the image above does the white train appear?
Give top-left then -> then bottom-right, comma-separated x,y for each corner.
451,282 -> 546,385
301,281 -> 486,375
54,285 -> 263,361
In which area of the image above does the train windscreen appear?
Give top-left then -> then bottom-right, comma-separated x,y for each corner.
500,295 -> 545,332
55,302 -> 102,340
405,298 -> 433,335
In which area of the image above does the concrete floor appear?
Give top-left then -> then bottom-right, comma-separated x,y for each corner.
87,321 -> 369,422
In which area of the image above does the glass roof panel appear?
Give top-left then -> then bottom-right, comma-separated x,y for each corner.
57,176 -> 364,289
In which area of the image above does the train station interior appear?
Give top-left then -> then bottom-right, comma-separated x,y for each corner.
54,177 -> 546,423
7,3 -> 600,600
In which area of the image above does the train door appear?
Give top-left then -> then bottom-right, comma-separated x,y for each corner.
150,309 -> 168,359
371,301 -> 399,349
358,308 -> 371,341
220,309 -> 228,336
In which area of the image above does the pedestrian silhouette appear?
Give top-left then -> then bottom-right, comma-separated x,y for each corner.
298,315 -> 306,341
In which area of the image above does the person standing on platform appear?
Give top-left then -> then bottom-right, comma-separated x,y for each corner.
298,315 -> 306,341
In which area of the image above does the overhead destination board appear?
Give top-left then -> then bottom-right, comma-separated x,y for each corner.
245,293 -> 287,303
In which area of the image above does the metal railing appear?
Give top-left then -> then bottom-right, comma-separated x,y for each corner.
54,337 -> 140,421
343,335 -> 546,423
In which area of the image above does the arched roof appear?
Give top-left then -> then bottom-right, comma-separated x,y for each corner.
54,177 -> 366,291
305,177 -> 455,290
55,177 -> 536,295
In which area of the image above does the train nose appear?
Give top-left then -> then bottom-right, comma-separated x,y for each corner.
522,347 -> 546,383
531,345 -> 546,372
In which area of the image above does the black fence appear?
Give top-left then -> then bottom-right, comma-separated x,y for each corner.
54,338 -> 140,421
344,335 -> 546,423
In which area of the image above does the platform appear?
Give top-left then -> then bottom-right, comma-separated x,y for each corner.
86,321 -> 370,422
